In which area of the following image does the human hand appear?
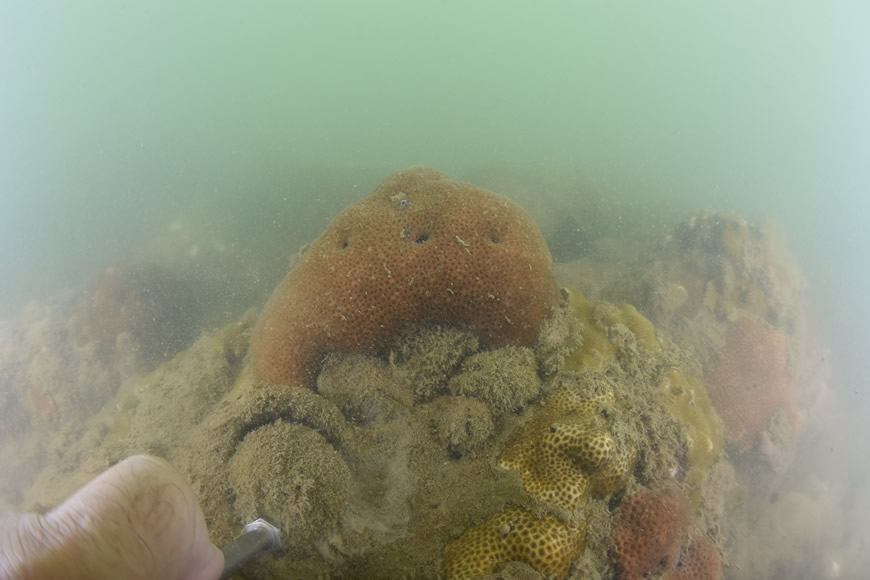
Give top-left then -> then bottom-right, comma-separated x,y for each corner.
0,455 -> 224,580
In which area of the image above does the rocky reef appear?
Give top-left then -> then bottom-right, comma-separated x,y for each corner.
0,169 -> 823,579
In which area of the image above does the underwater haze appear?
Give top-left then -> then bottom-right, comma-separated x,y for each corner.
2,1 -> 869,578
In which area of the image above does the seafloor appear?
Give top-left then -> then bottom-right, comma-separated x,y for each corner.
0,174 -> 851,579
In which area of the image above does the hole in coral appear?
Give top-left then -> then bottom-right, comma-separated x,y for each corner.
416,233 -> 429,244
490,235 -> 500,243
390,192 -> 409,211
340,239 -> 349,249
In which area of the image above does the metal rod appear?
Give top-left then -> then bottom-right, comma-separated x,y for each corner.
219,518 -> 282,579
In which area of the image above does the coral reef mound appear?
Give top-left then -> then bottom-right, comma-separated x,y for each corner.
612,488 -> 690,580
251,166 -> 559,387
441,506 -> 585,580
705,316 -> 798,451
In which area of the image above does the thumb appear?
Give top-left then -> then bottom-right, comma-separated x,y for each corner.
1,455 -> 224,580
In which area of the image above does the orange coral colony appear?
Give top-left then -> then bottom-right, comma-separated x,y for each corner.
251,166 -> 560,387
705,316 -> 798,450
612,488 -> 689,580
663,536 -> 722,580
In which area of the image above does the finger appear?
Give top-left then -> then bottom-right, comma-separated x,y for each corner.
49,455 -> 222,580
178,499 -> 225,580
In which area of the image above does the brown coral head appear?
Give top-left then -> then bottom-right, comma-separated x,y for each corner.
251,166 -> 559,388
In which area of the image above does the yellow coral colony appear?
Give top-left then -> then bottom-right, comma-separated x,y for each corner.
562,286 -> 658,372
498,384 -> 635,511
662,371 -> 723,506
441,507 -> 586,580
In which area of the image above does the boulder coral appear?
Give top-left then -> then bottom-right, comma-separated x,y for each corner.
251,166 -> 559,388
705,316 -> 798,451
